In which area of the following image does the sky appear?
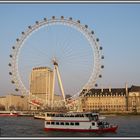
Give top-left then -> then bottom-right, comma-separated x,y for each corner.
0,3 -> 140,96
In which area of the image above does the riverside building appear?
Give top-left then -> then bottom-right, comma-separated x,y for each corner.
0,83 -> 140,113
81,84 -> 140,113
0,94 -> 28,111
30,67 -> 53,105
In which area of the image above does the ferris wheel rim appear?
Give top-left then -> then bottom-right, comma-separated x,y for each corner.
9,16 -> 103,102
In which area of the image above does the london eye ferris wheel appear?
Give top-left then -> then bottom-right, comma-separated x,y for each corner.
9,16 -> 104,109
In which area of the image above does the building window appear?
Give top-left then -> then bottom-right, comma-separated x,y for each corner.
47,113 -> 50,117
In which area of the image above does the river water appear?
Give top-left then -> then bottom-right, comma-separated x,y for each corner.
0,115 -> 140,138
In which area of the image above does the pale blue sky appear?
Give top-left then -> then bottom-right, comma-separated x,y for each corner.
0,3 -> 140,96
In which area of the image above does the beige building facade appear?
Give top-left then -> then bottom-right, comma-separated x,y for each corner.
0,85 -> 140,112
81,85 -> 140,113
30,67 -> 53,105
128,86 -> 140,112
0,94 -> 28,111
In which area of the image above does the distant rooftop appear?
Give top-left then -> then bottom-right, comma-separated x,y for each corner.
33,66 -> 52,71
129,85 -> 140,92
80,85 -> 140,96
8,94 -> 25,97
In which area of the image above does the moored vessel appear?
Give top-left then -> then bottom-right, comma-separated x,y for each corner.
44,111 -> 118,133
0,111 -> 19,117
34,112 -> 45,120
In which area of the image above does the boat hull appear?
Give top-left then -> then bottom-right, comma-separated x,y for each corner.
0,114 -> 19,117
34,116 -> 45,120
44,125 -> 118,133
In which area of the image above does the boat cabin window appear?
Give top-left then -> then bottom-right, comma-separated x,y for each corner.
56,122 -> 59,125
51,122 -> 55,125
60,122 -> 64,125
47,113 -> 55,117
85,113 -> 99,121
93,115 -> 98,121
98,121 -> 103,126
92,122 -> 95,126
56,114 -> 63,117
75,122 -> 79,126
65,122 -> 69,125
46,121 -> 50,125
60,114 -> 64,117
70,122 -> 74,125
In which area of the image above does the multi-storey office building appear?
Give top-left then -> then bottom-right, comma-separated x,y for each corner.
30,67 -> 53,105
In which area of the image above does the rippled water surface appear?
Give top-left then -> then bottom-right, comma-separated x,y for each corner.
0,115 -> 140,137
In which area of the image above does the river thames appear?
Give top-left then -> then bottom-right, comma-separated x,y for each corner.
0,115 -> 140,138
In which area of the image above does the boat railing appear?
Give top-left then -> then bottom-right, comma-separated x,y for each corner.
97,121 -> 110,128
45,113 -> 86,118
45,112 -> 99,121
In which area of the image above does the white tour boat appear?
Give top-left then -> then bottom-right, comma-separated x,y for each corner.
44,112 -> 118,133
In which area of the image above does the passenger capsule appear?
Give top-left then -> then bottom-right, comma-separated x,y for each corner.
101,65 -> 104,69
21,32 -> 25,35
96,38 -> 99,42
9,72 -> 12,75
12,46 -> 15,49
61,16 -> 64,19
44,18 -> 47,21
85,25 -> 88,28
77,20 -> 80,23
8,63 -> 12,67
69,17 -> 72,20
11,80 -> 15,84
52,16 -> 55,19
101,55 -> 104,59
16,38 -> 19,42
91,31 -> 94,34
95,84 -> 98,87
100,46 -> 103,50
9,55 -> 12,58
15,88 -> 19,91
36,21 -> 39,24
99,75 -> 102,78
28,26 -> 32,29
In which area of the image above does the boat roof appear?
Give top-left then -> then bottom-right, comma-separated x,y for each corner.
45,111 -> 99,115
